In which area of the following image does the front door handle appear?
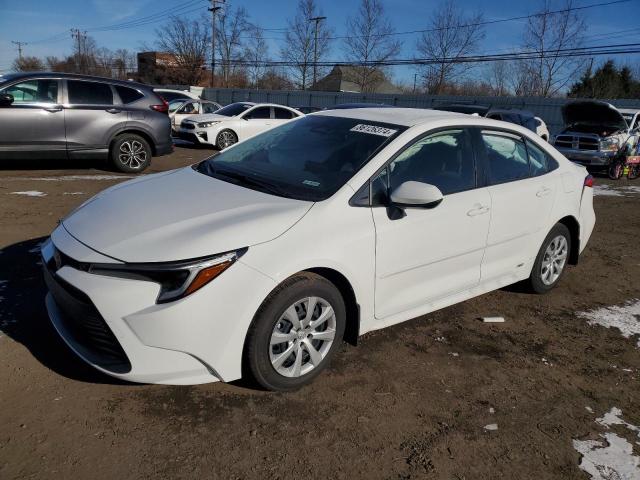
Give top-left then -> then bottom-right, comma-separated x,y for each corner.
536,187 -> 552,197
106,108 -> 122,114
44,106 -> 62,113
467,205 -> 490,217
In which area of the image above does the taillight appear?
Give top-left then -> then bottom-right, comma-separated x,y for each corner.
584,175 -> 594,188
150,95 -> 169,114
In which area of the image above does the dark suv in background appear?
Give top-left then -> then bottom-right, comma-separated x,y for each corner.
0,72 -> 172,173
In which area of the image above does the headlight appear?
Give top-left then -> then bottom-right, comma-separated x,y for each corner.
89,248 -> 247,304
197,121 -> 220,128
600,138 -> 620,152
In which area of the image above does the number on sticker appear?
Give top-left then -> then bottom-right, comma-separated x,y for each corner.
350,124 -> 398,137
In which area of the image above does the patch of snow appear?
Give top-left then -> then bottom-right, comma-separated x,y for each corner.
577,300 -> 640,348
15,175 -> 133,181
593,185 -> 625,197
586,406 -> 594,413
574,408 -> 640,480
448,352 -> 459,357
489,407 -> 495,414
484,424 -> 498,431
621,186 -> 640,195
63,192 -> 85,195
10,191 -> 46,197
573,433 -> 640,480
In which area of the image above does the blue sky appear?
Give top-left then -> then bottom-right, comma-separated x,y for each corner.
1,0 -> 638,82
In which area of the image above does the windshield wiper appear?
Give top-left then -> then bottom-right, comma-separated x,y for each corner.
213,169 -> 287,197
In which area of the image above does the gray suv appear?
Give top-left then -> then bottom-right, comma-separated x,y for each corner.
0,72 -> 172,172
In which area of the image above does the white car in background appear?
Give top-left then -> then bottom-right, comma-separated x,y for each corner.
154,88 -> 200,103
534,117 -> 550,141
42,108 -> 595,391
168,99 -> 222,134
178,102 -> 304,149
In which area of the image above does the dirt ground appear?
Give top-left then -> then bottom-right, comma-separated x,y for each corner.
0,145 -> 639,479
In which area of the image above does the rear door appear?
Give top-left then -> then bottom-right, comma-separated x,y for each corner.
272,107 -> 299,127
63,79 -> 127,158
478,130 -> 558,281
0,78 -> 66,159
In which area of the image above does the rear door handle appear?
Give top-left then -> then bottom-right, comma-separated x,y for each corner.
44,106 -> 62,113
106,108 -> 122,114
536,187 -> 552,197
467,205 -> 490,217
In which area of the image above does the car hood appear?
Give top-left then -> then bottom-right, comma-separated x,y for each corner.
62,167 -> 313,263
183,113 -> 233,123
562,101 -> 627,130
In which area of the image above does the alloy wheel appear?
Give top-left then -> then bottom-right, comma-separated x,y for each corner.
540,235 -> 568,285
269,297 -> 337,378
218,131 -> 236,149
118,140 -> 147,169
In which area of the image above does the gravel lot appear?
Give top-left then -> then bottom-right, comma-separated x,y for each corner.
1,146 -> 639,479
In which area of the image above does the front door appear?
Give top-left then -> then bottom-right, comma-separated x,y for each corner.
372,128 -> 491,319
240,106 -> 273,140
0,78 -> 66,159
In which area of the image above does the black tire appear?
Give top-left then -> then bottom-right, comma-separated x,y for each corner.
628,165 -> 639,180
528,223 -> 572,294
244,272 -> 346,391
110,134 -> 151,173
608,161 -> 624,180
216,129 -> 238,150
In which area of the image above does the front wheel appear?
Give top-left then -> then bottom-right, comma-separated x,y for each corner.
628,164 -> 639,180
527,224 -> 571,294
244,273 -> 346,391
216,130 -> 238,150
110,134 -> 151,173
608,161 -> 624,180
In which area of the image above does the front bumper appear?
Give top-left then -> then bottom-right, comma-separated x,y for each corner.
554,147 -> 615,167
42,226 -> 276,385
155,138 -> 174,156
178,129 -> 211,145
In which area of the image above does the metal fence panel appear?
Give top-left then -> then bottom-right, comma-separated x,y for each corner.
198,87 -> 640,134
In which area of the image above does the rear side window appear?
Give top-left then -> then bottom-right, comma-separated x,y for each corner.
68,80 -> 113,105
388,129 -> 476,195
481,131 -> 529,184
274,107 -> 294,119
527,139 -> 558,175
115,85 -> 143,104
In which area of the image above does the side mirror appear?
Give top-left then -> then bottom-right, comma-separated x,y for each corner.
0,93 -> 14,107
390,181 -> 444,209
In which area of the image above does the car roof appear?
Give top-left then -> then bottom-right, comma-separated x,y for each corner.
316,107 -> 469,127
0,71 -> 150,89
618,108 -> 640,115
488,108 -> 535,118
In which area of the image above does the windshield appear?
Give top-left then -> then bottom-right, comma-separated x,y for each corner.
196,115 -> 405,201
215,102 -> 253,117
168,99 -> 186,113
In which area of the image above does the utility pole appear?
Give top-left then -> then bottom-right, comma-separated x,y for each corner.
309,16 -> 326,88
70,29 -> 87,74
11,41 -> 26,60
209,0 -> 224,88
413,73 -> 417,93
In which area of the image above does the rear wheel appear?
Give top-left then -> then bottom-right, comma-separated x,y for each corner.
628,164 -> 639,180
216,130 -> 238,150
528,223 -> 571,294
608,161 -> 624,180
244,273 -> 346,391
110,134 -> 151,173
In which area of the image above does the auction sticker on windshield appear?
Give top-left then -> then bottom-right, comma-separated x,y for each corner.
350,124 -> 398,137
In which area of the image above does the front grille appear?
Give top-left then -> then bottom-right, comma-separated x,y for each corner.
178,131 -> 200,143
181,122 -> 195,130
555,135 -> 599,151
43,256 -> 131,374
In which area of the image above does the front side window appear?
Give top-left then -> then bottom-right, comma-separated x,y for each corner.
178,101 -> 198,114
1,79 -> 58,104
244,106 -> 271,119
388,129 -> 476,195
67,80 -> 113,105
482,131 -> 529,184
196,115 -> 404,201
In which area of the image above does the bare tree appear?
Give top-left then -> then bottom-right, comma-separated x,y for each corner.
215,3 -> 249,87
521,0 -> 585,97
281,0 -> 332,90
12,56 -> 44,72
243,24 -> 269,89
342,0 -> 400,93
156,16 -> 210,85
416,0 -> 485,94
508,60 -> 539,96
487,61 -> 510,96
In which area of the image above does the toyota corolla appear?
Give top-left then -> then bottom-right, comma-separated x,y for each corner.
42,108 -> 595,391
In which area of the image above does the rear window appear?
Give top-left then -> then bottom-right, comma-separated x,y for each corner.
274,107 -> 295,119
115,85 -> 144,104
68,80 -> 113,105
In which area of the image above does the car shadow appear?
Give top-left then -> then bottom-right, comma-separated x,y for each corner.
0,237 -> 130,385
171,138 -> 218,151
0,157 -> 114,172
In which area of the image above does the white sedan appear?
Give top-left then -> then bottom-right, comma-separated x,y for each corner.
168,99 -> 222,134
178,102 -> 303,149
42,108 -> 595,391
